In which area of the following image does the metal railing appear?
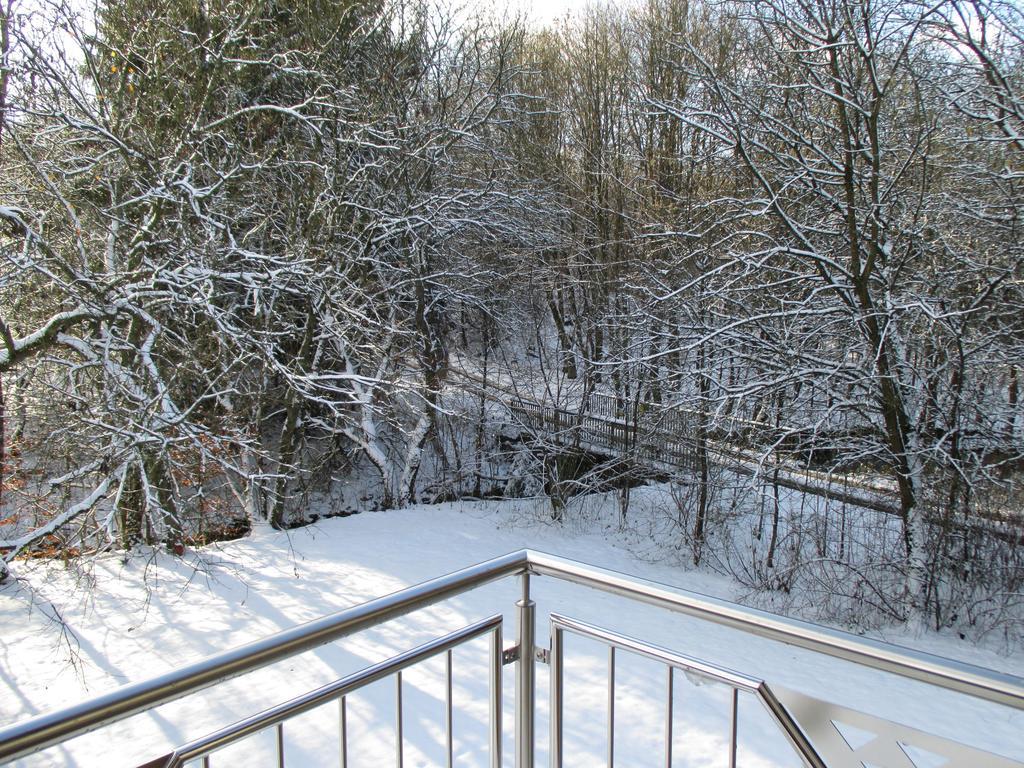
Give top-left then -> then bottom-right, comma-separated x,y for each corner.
548,614 -> 825,768
144,616 -> 503,768
2,549 -> 1023,767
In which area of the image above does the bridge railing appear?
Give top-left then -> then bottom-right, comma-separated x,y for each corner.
2,550 -> 1022,767
508,396 -> 895,513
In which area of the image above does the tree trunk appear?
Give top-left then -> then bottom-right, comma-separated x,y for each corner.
117,463 -> 145,549
0,0 -> 12,575
473,312 -> 489,498
548,292 -> 577,379
693,342 -> 710,565
1009,365 -> 1019,441
766,467 -> 781,571
270,303 -> 318,528
143,450 -> 182,548
0,375 -> 4,523
766,392 -> 785,571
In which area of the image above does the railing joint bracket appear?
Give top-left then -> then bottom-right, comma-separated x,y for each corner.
534,647 -> 550,665
502,645 -> 520,665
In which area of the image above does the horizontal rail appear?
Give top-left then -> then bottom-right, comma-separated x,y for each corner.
156,615 -> 503,767
550,613 -> 763,692
528,551 -> 1024,710
0,550 -> 529,764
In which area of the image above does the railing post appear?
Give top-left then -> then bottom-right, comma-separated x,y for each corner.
516,572 -> 536,768
549,625 -> 563,768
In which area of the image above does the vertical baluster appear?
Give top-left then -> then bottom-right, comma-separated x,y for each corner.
202,755 -> 211,768
607,646 -> 616,768
446,649 -> 454,768
665,667 -> 673,768
728,688 -> 738,768
490,625 -> 503,768
276,722 -> 285,768
550,625 -> 563,768
339,696 -> 348,768
395,671 -> 403,768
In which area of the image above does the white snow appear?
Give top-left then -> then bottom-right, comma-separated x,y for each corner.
1,494 -> 1022,767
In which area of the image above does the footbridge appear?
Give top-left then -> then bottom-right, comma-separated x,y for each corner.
505,391 -> 902,517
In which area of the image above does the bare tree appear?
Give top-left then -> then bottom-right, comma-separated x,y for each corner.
646,0 -> 1024,618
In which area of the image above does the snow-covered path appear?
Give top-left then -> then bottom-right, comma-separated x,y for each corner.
2,497 -> 1022,766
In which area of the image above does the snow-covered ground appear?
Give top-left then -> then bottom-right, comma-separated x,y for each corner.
1,493 -> 1022,767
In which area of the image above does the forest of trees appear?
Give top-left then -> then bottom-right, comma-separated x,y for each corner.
1,0 -> 1022,635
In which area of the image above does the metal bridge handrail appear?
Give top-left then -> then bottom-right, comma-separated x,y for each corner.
2,548 -> 1023,765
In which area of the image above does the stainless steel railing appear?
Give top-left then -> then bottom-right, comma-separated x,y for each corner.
0,550 -> 527,765
526,551 -> 1024,708
148,615 -> 503,768
2,549 -> 1023,767
548,614 -> 825,768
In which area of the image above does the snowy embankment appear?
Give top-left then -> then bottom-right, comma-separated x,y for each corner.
1,495 -> 1022,767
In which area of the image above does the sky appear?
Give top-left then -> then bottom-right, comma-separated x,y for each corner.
496,0 -> 632,27
510,0 -> 595,25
